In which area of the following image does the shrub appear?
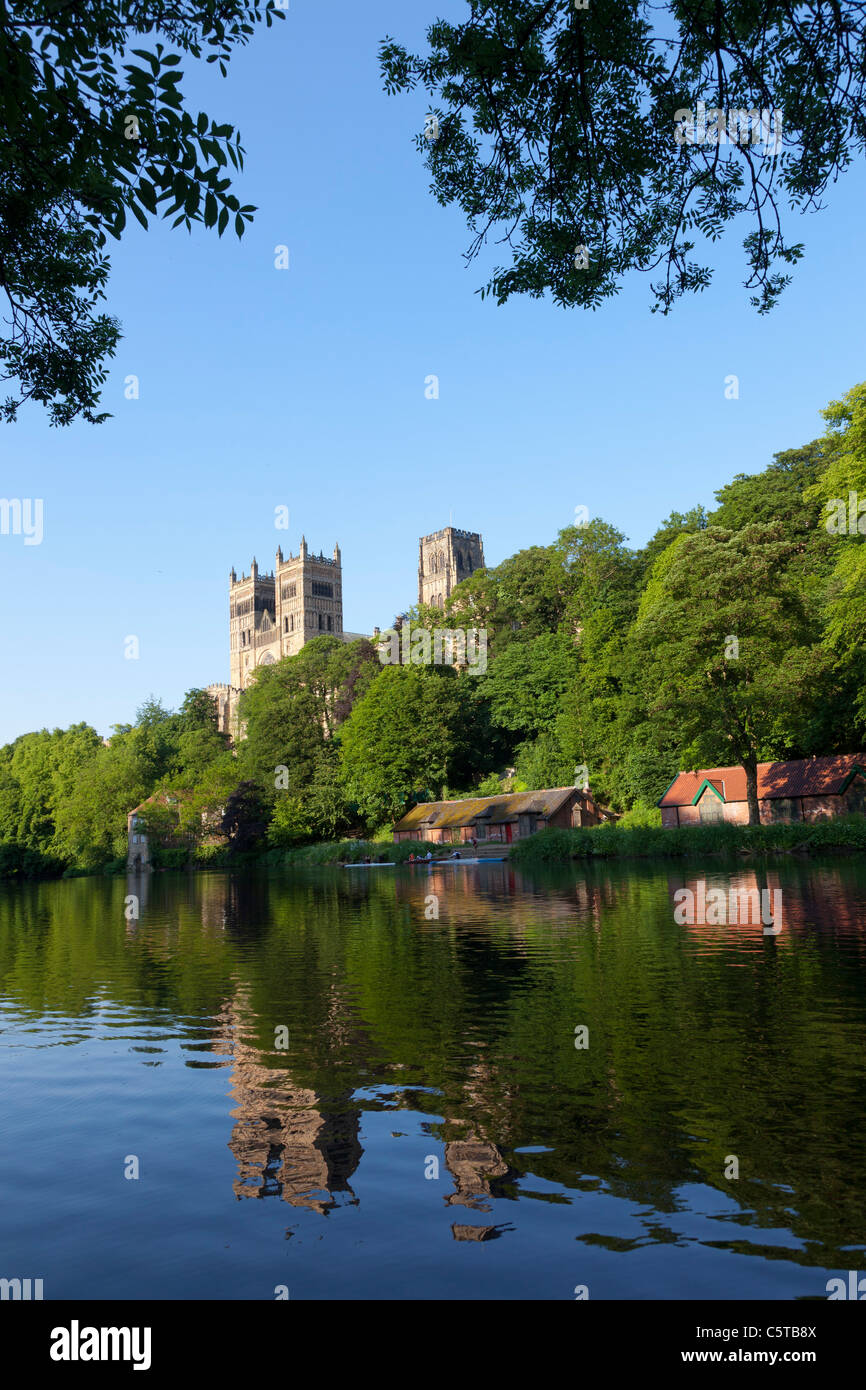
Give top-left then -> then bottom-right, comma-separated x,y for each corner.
615,801 -> 663,830
510,814 -> 866,864
192,843 -> 233,868
268,837 -> 455,866
0,842 -> 66,879
150,845 -> 190,870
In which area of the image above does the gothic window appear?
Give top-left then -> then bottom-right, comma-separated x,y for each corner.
312,581 -> 333,598
290,614 -> 294,631
319,613 -> 324,629
456,550 -> 463,570
327,615 -> 333,631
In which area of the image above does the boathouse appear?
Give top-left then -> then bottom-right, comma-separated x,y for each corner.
658,755 -> 866,828
392,786 -> 610,847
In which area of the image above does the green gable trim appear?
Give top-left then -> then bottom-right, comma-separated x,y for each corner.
691,779 -> 726,806
839,764 -> 866,794
656,773 -> 682,808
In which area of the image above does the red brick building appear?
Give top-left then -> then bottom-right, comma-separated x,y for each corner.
658,755 -> 866,828
392,787 -> 611,847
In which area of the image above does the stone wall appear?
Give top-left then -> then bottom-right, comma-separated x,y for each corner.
418,526 -> 484,609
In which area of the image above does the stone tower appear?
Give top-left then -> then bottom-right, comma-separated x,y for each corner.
418,527 -> 484,609
229,538 -> 343,689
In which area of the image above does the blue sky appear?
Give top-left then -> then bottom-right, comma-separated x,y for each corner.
2,0 -> 865,744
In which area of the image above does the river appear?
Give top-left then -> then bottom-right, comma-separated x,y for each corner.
1,856 -> 864,1300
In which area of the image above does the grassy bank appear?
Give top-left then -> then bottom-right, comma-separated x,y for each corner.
264,839 -> 452,867
8,816 -> 864,882
0,840 -> 259,881
509,815 -> 866,864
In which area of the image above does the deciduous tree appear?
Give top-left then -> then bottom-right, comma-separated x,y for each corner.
0,0 -> 281,423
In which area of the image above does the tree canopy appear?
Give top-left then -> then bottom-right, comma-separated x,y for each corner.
631,524 -> 826,822
380,1 -> 866,312
0,0 -> 282,424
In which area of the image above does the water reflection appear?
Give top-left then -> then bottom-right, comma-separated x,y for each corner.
1,854 -> 865,1298
219,990 -> 362,1212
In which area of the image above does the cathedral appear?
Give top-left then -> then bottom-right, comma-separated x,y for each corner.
418,526 -> 485,609
208,525 -> 484,737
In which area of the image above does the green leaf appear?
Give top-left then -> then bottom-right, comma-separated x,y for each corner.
137,180 -> 157,214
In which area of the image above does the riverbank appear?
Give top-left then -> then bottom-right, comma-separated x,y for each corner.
257,818 -> 866,867
263,839 -> 456,867
0,837 -> 448,880
509,815 -> 866,864
4,817 -> 865,882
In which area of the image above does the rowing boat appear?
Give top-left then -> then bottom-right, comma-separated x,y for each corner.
404,857 -> 507,865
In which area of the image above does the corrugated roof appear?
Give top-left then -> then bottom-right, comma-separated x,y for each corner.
659,756 -> 866,806
393,787 -> 577,832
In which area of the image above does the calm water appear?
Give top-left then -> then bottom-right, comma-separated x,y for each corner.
1,857 -> 865,1300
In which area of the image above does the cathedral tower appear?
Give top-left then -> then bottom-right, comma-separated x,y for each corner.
229,539 -> 343,689
418,527 -> 484,609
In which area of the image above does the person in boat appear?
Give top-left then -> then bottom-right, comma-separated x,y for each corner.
450,849 -> 461,859
425,849 -> 433,862
408,852 -> 415,863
